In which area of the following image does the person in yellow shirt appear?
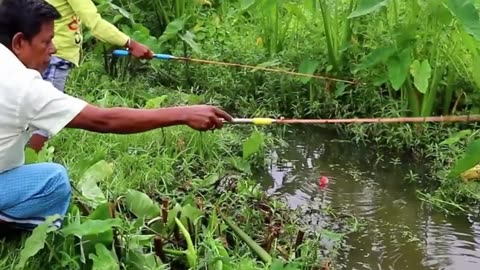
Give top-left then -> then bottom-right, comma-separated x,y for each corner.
29,0 -> 155,152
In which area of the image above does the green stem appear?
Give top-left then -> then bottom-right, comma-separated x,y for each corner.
318,0 -> 338,71
175,217 -> 197,268
163,248 -> 186,257
221,213 -> 272,264
443,67 -> 456,115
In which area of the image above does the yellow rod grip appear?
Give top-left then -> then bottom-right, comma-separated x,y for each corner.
252,118 -> 274,125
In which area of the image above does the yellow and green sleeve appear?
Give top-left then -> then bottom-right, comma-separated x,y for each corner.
47,0 -> 130,66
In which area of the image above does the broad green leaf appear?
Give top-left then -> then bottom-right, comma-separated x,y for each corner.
449,139 -> 480,177
410,60 -> 432,94
77,160 -> 111,208
167,203 -> 183,229
109,3 -> 131,20
348,0 -> 388,19
242,131 -> 264,159
354,45 -> 396,72
387,50 -> 412,90
179,31 -> 201,54
158,17 -> 187,44
125,189 -> 161,219
230,156 -> 252,174
439,129 -> 473,145
127,250 -> 165,270
187,94 -> 204,105
85,203 -> 115,246
128,235 -> 156,250
298,59 -> 320,84
15,215 -> 60,269
144,95 -> 169,109
193,173 -> 220,188
180,204 -> 203,227
61,219 -> 122,237
271,260 -> 285,270
89,244 -> 119,270
444,0 -> 480,40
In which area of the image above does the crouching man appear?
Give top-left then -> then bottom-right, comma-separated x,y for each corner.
0,0 -> 232,230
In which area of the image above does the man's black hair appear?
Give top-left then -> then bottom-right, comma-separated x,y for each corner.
0,0 -> 61,50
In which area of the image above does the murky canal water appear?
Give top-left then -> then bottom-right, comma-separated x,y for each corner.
257,127 -> 480,270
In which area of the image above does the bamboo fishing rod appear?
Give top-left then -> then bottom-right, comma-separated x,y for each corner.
112,49 -> 359,85
224,115 -> 480,125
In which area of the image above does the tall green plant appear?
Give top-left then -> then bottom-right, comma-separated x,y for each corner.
351,0 -> 480,117
240,0 -> 305,56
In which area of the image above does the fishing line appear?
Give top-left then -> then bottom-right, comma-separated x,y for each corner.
225,115 -> 480,125
112,49 -> 359,85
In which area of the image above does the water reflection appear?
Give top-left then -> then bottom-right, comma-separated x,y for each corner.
257,127 -> 480,270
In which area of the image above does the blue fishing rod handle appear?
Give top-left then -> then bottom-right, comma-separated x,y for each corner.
112,49 -> 175,60
112,49 -> 130,56
155,54 -> 175,60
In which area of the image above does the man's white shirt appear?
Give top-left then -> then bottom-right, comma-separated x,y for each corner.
0,44 -> 87,173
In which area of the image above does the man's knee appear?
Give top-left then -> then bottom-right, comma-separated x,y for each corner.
40,163 -> 71,200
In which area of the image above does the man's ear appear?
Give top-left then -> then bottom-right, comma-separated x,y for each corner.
11,32 -> 26,54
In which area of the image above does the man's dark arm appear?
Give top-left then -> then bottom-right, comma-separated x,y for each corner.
66,104 -> 233,133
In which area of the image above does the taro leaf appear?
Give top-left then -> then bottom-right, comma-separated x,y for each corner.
410,59 -> 432,94
179,204 -> 203,227
387,50 -> 412,90
449,139 -> 480,177
444,0 -> 480,40
144,95 -> 169,109
125,189 -> 161,220
158,17 -> 187,44
77,160 -> 112,208
348,0 -> 389,19
298,59 -> 320,84
109,3 -> 132,20
194,173 -> 220,188
128,235 -> 156,250
334,82 -> 347,98
61,219 -> 122,237
85,203 -> 115,246
230,156 -> 252,174
179,31 -> 201,54
15,215 -> 60,269
439,129 -> 473,145
271,260 -> 285,270
167,203 -> 183,229
89,243 -> 119,270
354,45 -> 396,72
127,250 -> 164,270
242,131 -> 264,160
186,94 -> 205,105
